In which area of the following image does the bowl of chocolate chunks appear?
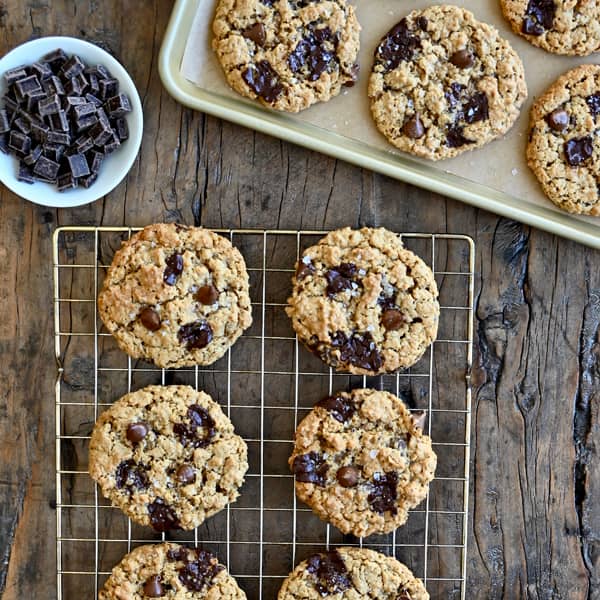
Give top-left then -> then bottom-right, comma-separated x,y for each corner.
0,36 -> 143,208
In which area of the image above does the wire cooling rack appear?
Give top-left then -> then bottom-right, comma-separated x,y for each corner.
53,226 -> 474,600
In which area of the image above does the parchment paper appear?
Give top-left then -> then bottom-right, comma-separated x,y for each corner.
181,0 -> 599,226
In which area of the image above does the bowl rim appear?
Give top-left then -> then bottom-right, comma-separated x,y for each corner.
0,35 -> 143,208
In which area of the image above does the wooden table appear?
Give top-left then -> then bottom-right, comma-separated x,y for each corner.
1,2 -> 598,598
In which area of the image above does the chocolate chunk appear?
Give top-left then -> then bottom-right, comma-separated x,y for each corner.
80,172 -> 98,188
0,135 -> 8,154
164,253 -> 184,285
412,410 -> 426,430
75,72 -> 89,94
139,307 -> 161,331
99,78 -> 119,100
289,26 -> 337,81
522,0 -> 555,35
178,321 -> 213,350
85,92 -> 103,107
67,153 -> 90,178
89,120 -> 112,145
33,155 -> 60,180
336,465 -> 360,488
325,262 -> 359,296
368,471 -> 398,514
60,55 -> 85,79
546,108 -> 569,132
296,258 -> 315,280
88,150 -> 104,173
143,576 -> 165,597
4,66 -> 28,86
242,60 -> 283,103
243,22 -> 267,46
0,110 -> 10,134
86,64 -> 111,80
26,89 -> 46,113
88,73 -> 100,94
74,135 -> 93,153
103,133 -> 121,154
115,116 -> 129,140
46,130 -> 71,145
449,48 -> 474,69
64,77 -> 82,97
194,284 -> 219,305
104,93 -> 131,118
402,114 -> 425,139
446,125 -> 473,148
178,549 -> 224,593
73,102 -> 96,119
17,164 -> 35,183
30,121 -> 49,142
292,451 -> 328,486
416,16 -> 428,31
14,117 -> 31,135
126,422 -> 149,443
57,173 -> 77,192
176,464 -> 196,485
8,130 -> 31,155
330,331 -> 383,372
317,395 -> 356,423
564,136 -> 594,166
586,93 -> 600,119
115,459 -> 148,491
43,75 -> 65,96
148,498 -> 181,532
464,92 -> 489,124
381,308 -> 407,331
15,75 -> 42,98
63,95 -> 86,113
49,109 -> 69,131
444,82 -> 465,110
174,404 -> 216,448
376,19 -> 421,70
306,551 -> 351,596
31,61 -> 53,81
41,48 -> 67,71
42,142 -> 64,162
167,547 -> 189,562
23,144 -> 42,166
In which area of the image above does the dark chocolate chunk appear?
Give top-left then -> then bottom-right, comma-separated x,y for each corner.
148,498 -> 181,532
143,576 -> 165,597
46,130 -> 71,145
126,422 -> 150,443
139,307 -> 161,331
115,459 -> 149,491
306,551 -> 351,596
178,321 -> 213,350
67,153 -> 90,178
243,22 -> 267,46
381,308 -> 407,331
89,120 -> 112,146
546,108 -> 569,132
564,136 -> 594,166
412,410 -> 426,430
115,117 -> 129,140
57,172 -> 77,192
330,331 -> 384,372
167,547 -> 189,562
73,102 -> 97,119
178,549 -> 224,593
4,66 -> 28,86
0,109 -> 10,134
8,130 -> 31,155
38,93 -> 62,116
449,48 -> 474,69
377,286 -> 398,311
444,82 -> 465,110
31,61 -> 53,81
0,134 -> 10,154
43,75 -> 65,96
375,19 -> 421,70
103,133 -> 121,154
416,16 -> 428,30
80,172 -> 98,188
296,258 -> 315,280
522,0 -> 555,35
194,284 -> 219,305
174,404 -> 216,449
336,465 -> 360,488
49,109 -> 69,131
446,125 -> 474,148
76,112 -> 98,132
88,73 -> 100,94
74,135 -> 93,153
60,55 -> 85,79
23,144 -> 42,166
164,252 -> 184,285
99,77 -> 119,100
317,394 -> 356,423
86,92 -> 102,107
176,464 -> 196,485
289,26 -> 337,81
30,121 -> 49,142
88,150 -> 104,173
86,64 -> 111,80
368,471 -> 398,514
402,114 -> 425,139
242,60 -> 283,103
64,77 -> 82,97
104,93 -> 131,118
75,72 -> 89,94
586,93 -> 600,119
15,75 -> 42,98
14,117 -> 31,135
292,451 -> 328,486
26,89 -> 46,113
17,164 -> 35,183
41,48 -> 68,71
42,142 -> 64,162
464,92 -> 489,124
325,262 -> 359,296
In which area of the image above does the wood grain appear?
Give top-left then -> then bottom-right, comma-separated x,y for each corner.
0,1 -> 598,598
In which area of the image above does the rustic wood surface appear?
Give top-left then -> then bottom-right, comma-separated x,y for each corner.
1,1 -> 599,599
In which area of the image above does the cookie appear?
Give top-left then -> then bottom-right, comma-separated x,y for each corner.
98,223 -> 252,369
212,0 -> 361,113
527,65 -> 600,215
500,0 -> 600,56
289,388 -> 436,537
277,547 -> 429,599
368,5 -> 528,161
99,543 -> 246,599
286,227 -> 439,375
89,385 -> 248,531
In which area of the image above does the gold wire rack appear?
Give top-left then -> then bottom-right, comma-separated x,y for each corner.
53,226 -> 474,599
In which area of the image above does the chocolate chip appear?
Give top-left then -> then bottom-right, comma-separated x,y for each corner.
412,410 -> 426,430
115,459 -> 148,491
546,108 -> 569,132
376,19 -> 421,70
336,465 -> 360,488
317,395 -> 356,423
139,307 -> 161,331
178,321 -> 213,350
194,284 -> 219,305
289,26 -> 337,81
178,549 -> 224,592
243,22 -> 266,46
148,499 -> 181,532
164,253 -> 184,285
242,60 -> 283,104
449,49 -> 474,69
143,576 -> 165,597
416,16 -> 428,31
381,308 -> 407,331
306,550 -> 351,596
464,92 -> 489,124
402,114 -> 425,139
174,404 -> 216,448
586,93 -> 600,119
446,125 -> 473,148
176,464 -> 196,485
325,262 -> 359,296
292,452 -> 328,486
368,471 -> 398,514
167,547 -> 189,562
330,331 -> 384,372
522,0 -> 555,35
564,136 -> 594,166
296,258 -> 315,281
126,422 -> 149,443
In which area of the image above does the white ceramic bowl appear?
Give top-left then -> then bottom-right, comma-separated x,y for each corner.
0,36 -> 143,208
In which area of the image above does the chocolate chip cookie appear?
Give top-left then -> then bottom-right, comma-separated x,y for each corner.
89,385 -> 248,531
527,65 -> 600,215
289,388 -> 436,537
98,223 -> 252,369
368,5 -> 527,161
212,0 -> 361,113
286,227 -> 439,375
99,543 -> 246,599
278,547 -> 429,599
500,0 -> 600,56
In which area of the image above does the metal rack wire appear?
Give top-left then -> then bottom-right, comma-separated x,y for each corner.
53,227 -> 474,599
